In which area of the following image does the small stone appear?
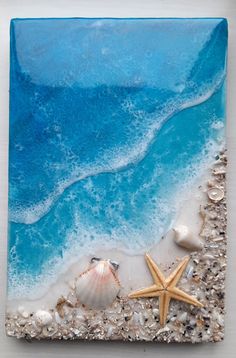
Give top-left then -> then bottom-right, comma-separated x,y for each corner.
152,308 -> 159,317
42,323 -> 58,337
157,326 -> 170,335
202,254 -> 215,261
207,180 -> 216,188
213,237 -> 224,242
189,318 -> 196,326
18,306 -> 26,315
18,318 -> 27,326
76,314 -> 85,322
138,312 -> 145,326
67,292 -> 77,306
54,311 -> 62,324
21,311 -> 29,319
213,168 -> 226,175
178,312 -> 188,322
35,310 -> 53,327
212,312 -> 224,326
186,265 -> 194,278
107,325 -> 114,338
132,312 -> 140,326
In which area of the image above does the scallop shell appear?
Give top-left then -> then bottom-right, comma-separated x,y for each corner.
207,187 -> 224,202
75,258 -> 120,310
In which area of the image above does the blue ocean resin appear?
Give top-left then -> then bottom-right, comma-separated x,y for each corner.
7,18 -> 227,342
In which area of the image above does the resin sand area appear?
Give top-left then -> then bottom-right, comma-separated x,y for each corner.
6,152 -> 227,342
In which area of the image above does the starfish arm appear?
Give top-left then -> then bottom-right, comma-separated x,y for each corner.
159,292 -> 171,326
166,256 -> 190,288
128,284 -> 163,299
168,287 -> 204,307
145,253 -> 165,287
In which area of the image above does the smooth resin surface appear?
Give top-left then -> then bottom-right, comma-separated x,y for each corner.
7,18 -> 228,342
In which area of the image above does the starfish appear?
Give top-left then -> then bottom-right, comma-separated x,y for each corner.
128,254 -> 203,326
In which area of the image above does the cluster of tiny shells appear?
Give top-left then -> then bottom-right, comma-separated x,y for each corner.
5,151 -> 227,342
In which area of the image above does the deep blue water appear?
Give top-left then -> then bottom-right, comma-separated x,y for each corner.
8,18 -> 227,297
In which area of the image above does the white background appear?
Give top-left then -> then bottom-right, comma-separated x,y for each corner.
0,0 -> 236,357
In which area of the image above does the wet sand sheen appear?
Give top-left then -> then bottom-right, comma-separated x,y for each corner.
7,165 -> 209,312
6,151 -> 227,342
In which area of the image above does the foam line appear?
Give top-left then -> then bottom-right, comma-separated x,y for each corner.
9,72 -> 225,225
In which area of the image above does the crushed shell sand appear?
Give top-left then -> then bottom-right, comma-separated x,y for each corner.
5,151 -> 227,342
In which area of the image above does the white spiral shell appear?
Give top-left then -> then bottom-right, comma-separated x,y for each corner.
75,258 -> 120,310
173,225 -> 203,251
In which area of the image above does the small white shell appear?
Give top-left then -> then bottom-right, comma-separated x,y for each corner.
34,310 -> 52,327
17,306 -> 25,314
21,311 -> 29,319
173,225 -> 203,251
75,258 -> 120,310
207,187 -> 224,202
178,312 -> 188,323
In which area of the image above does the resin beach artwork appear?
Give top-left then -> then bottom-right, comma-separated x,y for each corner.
6,18 -> 228,342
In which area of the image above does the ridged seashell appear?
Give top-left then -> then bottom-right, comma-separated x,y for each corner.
173,225 -> 203,251
207,187 -> 224,202
75,257 -> 120,310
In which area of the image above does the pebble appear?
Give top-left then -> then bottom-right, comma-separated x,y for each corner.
76,314 -> 85,322
21,311 -> 29,319
178,312 -> 188,323
54,311 -> 62,324
18,319 -> 27,326
189,318 -> 196,326
5,152 -> 227,343
212,312 -> 224,326
186,265 -> 194,278
35,310 -> 53,327
132,312 -> 144,326
42,323 -> 58,337
157,326 -> 170,335
17,306 -> 24,314
152,308 -> 159,317
107,325 -> 114,338
202,254 -> 215,261
213,237 -> 224,242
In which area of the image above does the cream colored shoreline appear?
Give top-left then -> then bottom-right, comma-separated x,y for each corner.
7,167 -> 209,314
6,151 -> 227,342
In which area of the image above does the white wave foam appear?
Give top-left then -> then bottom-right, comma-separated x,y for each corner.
8,136 -> 225,300
9,71 -> 225,225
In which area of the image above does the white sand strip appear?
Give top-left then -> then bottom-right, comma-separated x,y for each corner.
7,168 -> 209,313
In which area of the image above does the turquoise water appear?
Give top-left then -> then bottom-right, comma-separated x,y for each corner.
8,18 -> 227,297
